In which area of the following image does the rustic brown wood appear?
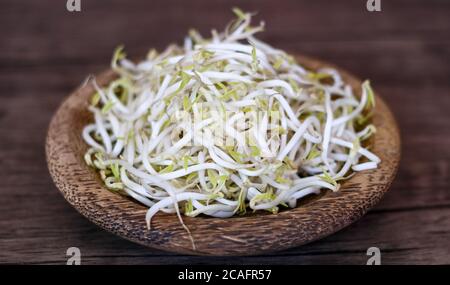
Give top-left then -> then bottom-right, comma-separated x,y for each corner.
1,0 -> 450,264
45,56 -> 401,256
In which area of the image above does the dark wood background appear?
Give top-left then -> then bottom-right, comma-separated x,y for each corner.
1,0 -> 449,264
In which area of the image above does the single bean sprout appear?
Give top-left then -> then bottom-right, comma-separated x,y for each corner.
82,8 -> 380,240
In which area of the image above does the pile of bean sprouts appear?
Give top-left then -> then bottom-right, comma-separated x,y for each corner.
82,9 -> 380,235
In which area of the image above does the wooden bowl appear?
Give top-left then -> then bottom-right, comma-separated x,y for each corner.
46,55 -> 401,256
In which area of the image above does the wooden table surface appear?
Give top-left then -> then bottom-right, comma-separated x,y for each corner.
1,0 -> 449,265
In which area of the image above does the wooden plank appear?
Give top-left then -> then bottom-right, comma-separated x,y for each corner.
0,0 -> 449,264
1,206 -> 449,264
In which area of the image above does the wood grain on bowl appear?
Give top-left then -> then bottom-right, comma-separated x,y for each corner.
45,56 -> 401,256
